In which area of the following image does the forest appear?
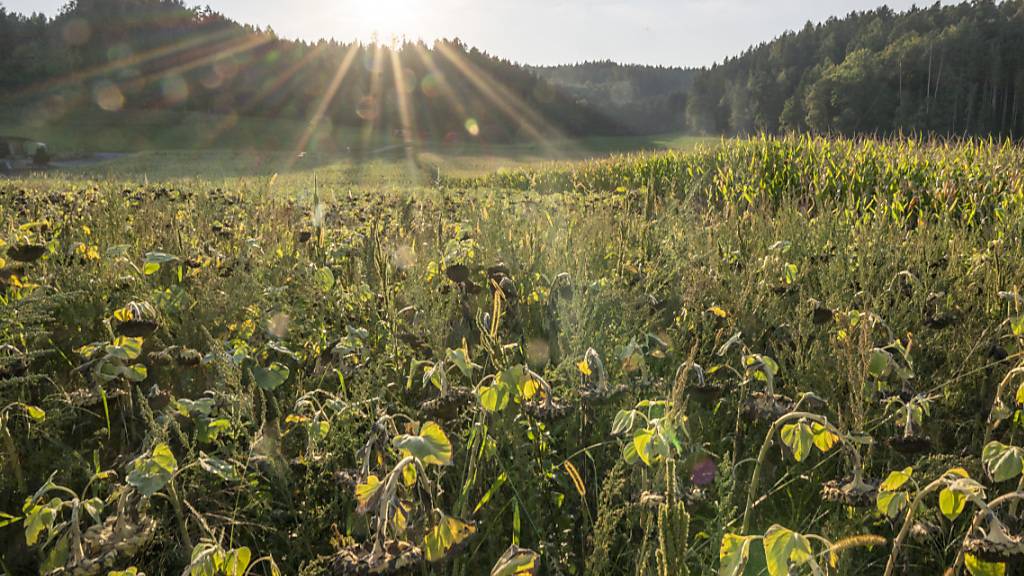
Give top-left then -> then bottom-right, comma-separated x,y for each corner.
534,62 -> 695,134
685,0 -> 1024,137
0,0 -> 624,144
5,1 -> 1024,140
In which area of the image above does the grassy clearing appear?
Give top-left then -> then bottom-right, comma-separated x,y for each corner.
2,135 -> 1024,575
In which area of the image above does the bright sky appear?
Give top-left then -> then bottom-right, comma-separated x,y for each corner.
4,0 -> 942,67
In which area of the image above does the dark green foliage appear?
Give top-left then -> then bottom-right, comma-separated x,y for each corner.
535,62 -> 695,134
686,0 -> 1024,138
0,0 -> 622,144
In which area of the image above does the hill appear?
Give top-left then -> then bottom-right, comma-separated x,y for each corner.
0,0 -> 625,151
685,0 -> 1024,137
534,62 -> 696,134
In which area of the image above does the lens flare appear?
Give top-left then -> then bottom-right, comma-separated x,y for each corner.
93,81 -> 125,112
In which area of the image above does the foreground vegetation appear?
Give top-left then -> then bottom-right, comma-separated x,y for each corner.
2,135 -> 1024,575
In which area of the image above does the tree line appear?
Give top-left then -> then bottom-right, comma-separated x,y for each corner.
534,62 -> 695,134
0,0 -> 625,145
686,0 -> 1024,138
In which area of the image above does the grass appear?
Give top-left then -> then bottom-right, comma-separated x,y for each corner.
2,134 -> 1023,576
1,106 -> 716,181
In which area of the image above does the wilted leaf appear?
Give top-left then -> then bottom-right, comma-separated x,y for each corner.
423,514 -> 476,562
393,421 -> 452,466
490,544 -> 539,576
253,362 -> 290,391
880,467 -> 913,491
126,442 -> 177,496
719,534 -> 752,576
965,553 -> 1006,576
355,475 -> 381,513
199,452 -> 239,481
983,442 -> 1024,482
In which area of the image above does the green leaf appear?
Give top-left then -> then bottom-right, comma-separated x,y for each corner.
983,441 -> 1024,482
315,266 -> 335,291
780,422 -> 813,462
811,422 -> 838,453
965,553 -> 1006,576
611,410 -> 637,436
122,363 -> 148,382
876,490 -> 909,519
490,545 -> 539,576
1011,316 -> 1024,337
110,336 -> 144,360
633,429 -> 654,466
199,452 -> 239,482
868,348 -> 891,378
126,442 -> 178,496
447,346 -> 479,378
143,251 -> 178,275
880,467 -> 913,491
23,499 -> 58,546
355,475 -> 381,513
224,547 -> 251,576
253,362 -> 290,391
0,512 -> 21,529
939,487 -> 967,521
622,438 -> 639,465
82,497 -> 104,523
474,472 -> 508,514
393,421 -> 452,466
423,513 -> 476,562
719,533 -> 752,576
763,525 -> 813,576
24,405 -> 45,422
478,383 -> 510,412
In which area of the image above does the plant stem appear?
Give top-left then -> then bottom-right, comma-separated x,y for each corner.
949,491 -> 1024,574
0,424 -> 25,494
741,412 -> 846,534
883,479 -> 945,576
168,478 -> 194,551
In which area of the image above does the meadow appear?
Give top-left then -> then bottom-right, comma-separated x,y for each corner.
2,134 -> 1024,576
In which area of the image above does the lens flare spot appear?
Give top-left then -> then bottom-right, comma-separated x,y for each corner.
200,66 -> 225,89
526,339 -> 551,369
356,96 -> 379,121
62,18 -> 91,47
161,75 -> 189,105
107,43 -> 133,63
464,118 -> 480,137
93,81 -> 124,112
421,73 -> 441,98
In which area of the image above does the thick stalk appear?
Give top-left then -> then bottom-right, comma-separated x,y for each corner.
741,412 -> 846,534
984,365 -> 1024,446
883,479 -> 945,576
949,491 -> 1024,574
1,424 -> 25,494
168,478 -> 194,551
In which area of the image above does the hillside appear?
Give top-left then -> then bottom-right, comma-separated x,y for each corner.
685,0 -> 1024,137
0,0 -> 625,149
534,62 -> 696,134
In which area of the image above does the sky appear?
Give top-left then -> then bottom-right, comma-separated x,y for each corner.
3,0 -> 942,67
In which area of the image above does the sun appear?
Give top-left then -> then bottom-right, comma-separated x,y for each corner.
349,0 -> 426,42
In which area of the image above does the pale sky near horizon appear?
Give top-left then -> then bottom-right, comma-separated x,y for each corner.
2,0 -> 944,67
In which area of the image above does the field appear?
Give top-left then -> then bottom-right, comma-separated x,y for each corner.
3,134 -> 1024,576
